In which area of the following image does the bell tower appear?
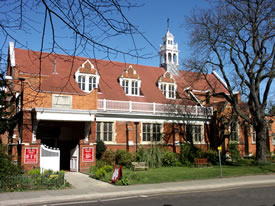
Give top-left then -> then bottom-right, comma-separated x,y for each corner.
159,19 -> 179,75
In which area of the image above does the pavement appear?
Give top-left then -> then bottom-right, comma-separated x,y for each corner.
1,172 -> 275,206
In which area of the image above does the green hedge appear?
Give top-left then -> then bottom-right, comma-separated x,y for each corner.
0,169 -> 70,192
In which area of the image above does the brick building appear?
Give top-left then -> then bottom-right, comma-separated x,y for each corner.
1,30 -> 274,172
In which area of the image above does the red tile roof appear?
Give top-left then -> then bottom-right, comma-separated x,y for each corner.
13,48 -> 228,103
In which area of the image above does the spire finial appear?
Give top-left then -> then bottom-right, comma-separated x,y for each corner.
167,18 -> 170,31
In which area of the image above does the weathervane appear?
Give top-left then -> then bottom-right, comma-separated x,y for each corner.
167,18 -> 170,31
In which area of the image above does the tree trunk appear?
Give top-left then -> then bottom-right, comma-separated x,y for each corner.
255,121 -> 267,163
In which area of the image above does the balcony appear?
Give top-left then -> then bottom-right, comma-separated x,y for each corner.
98,99 -> 213,117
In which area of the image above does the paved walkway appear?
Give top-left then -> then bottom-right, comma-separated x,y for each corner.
1,172 -> 275,206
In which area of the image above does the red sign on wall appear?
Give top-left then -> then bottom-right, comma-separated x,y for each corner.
82,147 -> 94,162
24,147 -> 38,164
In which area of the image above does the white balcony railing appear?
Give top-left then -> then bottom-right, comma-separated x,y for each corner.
98,99 -> 213,116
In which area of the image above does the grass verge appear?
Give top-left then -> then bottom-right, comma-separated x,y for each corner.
117,164 -> 275,185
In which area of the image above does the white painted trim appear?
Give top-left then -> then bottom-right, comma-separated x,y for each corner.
189,91 -> 203,107
9,42 -> 15,67
212,71 -> 228,89
34,107 -> 95,121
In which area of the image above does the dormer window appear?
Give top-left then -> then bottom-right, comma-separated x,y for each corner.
158,71 -> 177,99
159,83 -> 176,99
119,65 -> 141,96
75,60 -> 100,93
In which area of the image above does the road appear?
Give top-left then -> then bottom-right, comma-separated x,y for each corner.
39,185 -> 275,206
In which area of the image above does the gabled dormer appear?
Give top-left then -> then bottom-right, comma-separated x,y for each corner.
119,65 -> 141,96
158,71 -> 177,99
75,60 -> 100,93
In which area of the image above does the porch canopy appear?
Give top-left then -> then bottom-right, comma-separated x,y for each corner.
33,107 -> 96,121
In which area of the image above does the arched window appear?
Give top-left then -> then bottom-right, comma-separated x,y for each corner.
164,54 -> 167,63
173,54 -> 177,64
168,53 -> 172,63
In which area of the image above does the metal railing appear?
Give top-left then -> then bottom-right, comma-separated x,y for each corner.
98,99 -> 213,116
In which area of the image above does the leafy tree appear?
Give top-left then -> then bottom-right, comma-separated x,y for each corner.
185,0 -> 274,163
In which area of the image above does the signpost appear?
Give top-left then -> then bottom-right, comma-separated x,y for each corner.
218,146 -> 222,177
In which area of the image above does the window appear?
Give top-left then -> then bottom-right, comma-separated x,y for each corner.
186,125 -> 203,143
230,121 -> 238,142
159,83 -> 176,99
96,122 -> 113,142
252,129 -> 256,144
272,134 -> 275,145
142,123 -> 161,142
161,84 -> 166,96
89,76 -> 96,91
132,80 -> 138,95
168,85 -> 174,98
78,75 -> 85,90
77,74 -> 98,92
122,80 -> 129,94
120,79 -> 140,96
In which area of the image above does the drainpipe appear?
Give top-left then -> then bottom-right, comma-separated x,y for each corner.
18,77 -> 25,144
134,122 -> 139,152
126,122 -> 129,152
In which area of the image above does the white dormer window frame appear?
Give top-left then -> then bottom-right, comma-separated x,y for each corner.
158,82 -> 177,99
75,61 -> 100,93
119,78 -> 141,96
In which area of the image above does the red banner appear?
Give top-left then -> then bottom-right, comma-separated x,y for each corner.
24,147 -> 38,164
82,147 -> 94,162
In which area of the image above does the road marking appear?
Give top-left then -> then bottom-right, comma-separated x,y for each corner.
101,196 -> 139,202
50,200 -> 98,206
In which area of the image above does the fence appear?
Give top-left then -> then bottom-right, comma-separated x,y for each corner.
98,99 -> 213,116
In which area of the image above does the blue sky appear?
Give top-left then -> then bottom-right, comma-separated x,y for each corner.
0,0 -> 209,69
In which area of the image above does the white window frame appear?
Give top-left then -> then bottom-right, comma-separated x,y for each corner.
141,123 -> 162,143
76,73 -> 99,92
158,82 -> 176,99
185,124 -> 204,144
252,128 -> 256,144
74,61 -> 100,93
119,78 -> 141,96
96,121 -> 115,143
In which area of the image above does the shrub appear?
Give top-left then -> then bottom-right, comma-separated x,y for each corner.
96,140 -> 106,160
161,149 -> 178,167
0,144 -> 23,179
203,149 -> 219,165
95,168 -> 107,180
135,146 -> 145,162
102,150 -> 116,165
228,143 -> 241,163
102,165 -> 113,173
116,176 -> 128,185
96,160 -> 109,168
28,168 -> 40,177
143,145 -> 162,168
180,143 -> 200,165
115,150 -> 133,168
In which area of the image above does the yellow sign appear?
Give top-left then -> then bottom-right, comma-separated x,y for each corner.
218,146 -> 222,151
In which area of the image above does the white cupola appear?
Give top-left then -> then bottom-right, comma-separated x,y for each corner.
159,21 -> 179,75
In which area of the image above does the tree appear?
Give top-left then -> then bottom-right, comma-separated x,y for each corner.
0,0 -> 153,71
0,0 -> 153,135
185,0 -> 274,163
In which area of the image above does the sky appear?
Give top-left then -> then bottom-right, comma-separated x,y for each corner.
0,0 -> 273,104
0,0 -> 210,69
